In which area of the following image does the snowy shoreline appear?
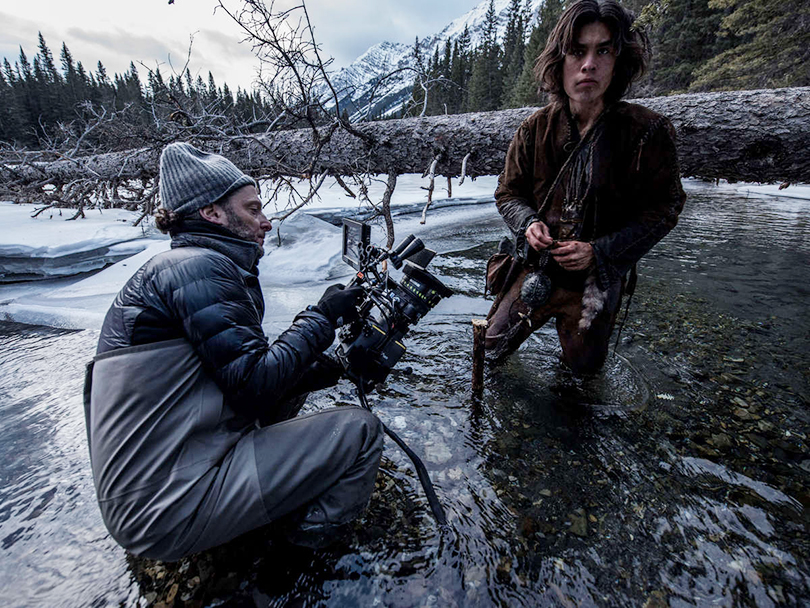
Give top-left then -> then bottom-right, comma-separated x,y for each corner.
0,176 -> 807,332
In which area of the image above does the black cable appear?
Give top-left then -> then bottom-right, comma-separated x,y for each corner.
356,382 -> 448,527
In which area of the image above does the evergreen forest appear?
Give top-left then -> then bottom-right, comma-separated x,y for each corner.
0,35 -> 279,150
407,0 -> 809,116
1,0 -> 807,151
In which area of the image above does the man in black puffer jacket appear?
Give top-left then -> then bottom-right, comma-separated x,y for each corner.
84,142 -> 384,561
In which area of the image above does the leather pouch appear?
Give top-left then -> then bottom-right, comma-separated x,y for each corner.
485,252 -> 514,296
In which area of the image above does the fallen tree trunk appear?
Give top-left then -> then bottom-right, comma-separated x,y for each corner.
2,88 -> 809,192
640,88 -> 810,183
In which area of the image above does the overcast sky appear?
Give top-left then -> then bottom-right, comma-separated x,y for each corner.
1,0 -> 478,92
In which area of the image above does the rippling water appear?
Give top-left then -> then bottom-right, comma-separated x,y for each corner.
0,325 -> 136,606
0,182 -> 808,607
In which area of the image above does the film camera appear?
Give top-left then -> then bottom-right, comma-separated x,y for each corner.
333,219 -> 453,392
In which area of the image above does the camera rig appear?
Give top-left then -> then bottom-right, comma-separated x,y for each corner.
335,218 -> 454,393
331,219 -> 453,526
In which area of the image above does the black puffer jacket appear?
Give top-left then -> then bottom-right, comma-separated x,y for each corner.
97,222 -> 335,420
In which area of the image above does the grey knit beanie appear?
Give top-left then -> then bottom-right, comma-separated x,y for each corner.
158,142 -> 256,216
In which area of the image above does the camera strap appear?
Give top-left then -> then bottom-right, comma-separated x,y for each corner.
356,384 -> 448,528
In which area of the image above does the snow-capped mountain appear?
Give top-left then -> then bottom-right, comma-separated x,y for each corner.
327,0 -> 543,121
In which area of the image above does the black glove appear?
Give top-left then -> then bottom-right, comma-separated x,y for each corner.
316,283 -> 363,327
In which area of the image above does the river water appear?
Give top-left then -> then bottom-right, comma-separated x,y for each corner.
0,182 -> 808,607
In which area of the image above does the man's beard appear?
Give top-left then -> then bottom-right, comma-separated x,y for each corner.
223,205 -> 265,256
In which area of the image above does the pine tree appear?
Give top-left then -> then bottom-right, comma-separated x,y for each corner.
196,75 -> 207,106
75,61 -> 90,102
183,69 -> 197,109
15,47 -> 41,144
500,0 -> 529,108
509,0 -> 564,107
690,0 -> 809,90
122,62 -> 144,106
222,82 -> 234,110
207,72 -> 218,105
3,59 -> 16,87
408,37 -> 427,116
147,67 -> 167,101
0,68 -> 21,143
59,42 -> 88,115
17,47 -> 33,82
30,56 -> 50,125
60,43 -> 76,82
449,25 -> 473,112
643,0 -> 717,93
96,61 -> 110,87
467,0 -> 504,112
36,33 -> 60,85
433,39 -> 454,115
424,46 -> 444,115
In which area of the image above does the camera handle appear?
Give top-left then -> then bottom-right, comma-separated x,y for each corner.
356,382 -> 448,528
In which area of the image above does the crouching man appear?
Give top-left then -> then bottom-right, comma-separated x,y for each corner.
84,142 -> 383,561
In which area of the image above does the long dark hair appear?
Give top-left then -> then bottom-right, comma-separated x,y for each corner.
534,0 -> 649,107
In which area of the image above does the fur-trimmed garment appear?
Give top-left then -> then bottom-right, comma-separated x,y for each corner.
486,101 -> 685,369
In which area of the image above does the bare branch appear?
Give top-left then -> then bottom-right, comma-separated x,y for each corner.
333,174 -> 357,198
458,152 -> 471,185
68,105 -> 107,159
420,157 -> 439,225
381,172 -> 398,248
270,172 -> 327,221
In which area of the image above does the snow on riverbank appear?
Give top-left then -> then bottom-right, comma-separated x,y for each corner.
0,203 -> 166,282
690,181 -> 810,202
0,174 -> 498,331
0,175 -> 806,331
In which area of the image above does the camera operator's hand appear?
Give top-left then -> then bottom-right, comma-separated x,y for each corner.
316,283 -> 363,327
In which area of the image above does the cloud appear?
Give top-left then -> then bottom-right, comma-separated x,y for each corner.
66,27 -> 173,70
185,29 -> 258,89
302,0 -> 476,65
1,1 -> 480,90
0,4 -> 258,89
0,11 -> 47,67
0,17 -> 257,90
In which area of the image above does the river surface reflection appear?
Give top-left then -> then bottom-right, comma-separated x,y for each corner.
0,182 -> 808,607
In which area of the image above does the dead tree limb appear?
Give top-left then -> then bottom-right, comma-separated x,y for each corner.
458,153 -> 471,185
420,157 -> 439,224
3,88 -> 809,192
270,173 -> 327,221
381,173 -> 398,248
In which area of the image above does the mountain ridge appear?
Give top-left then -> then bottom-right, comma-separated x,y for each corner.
326,0 -> 543,121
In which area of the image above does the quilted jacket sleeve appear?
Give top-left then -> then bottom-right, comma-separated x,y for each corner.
153,249 -> 335,419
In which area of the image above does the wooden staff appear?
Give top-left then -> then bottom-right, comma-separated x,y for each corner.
472,319 -> 488,394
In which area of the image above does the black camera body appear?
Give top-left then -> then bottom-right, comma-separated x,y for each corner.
335,219 -> 453,391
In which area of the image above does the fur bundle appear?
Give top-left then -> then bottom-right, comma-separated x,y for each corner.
579,270 -> 608,332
